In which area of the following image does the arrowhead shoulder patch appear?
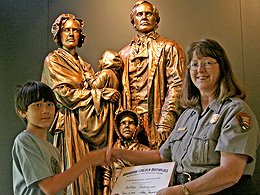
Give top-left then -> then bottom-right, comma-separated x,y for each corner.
236,112 -> 251,132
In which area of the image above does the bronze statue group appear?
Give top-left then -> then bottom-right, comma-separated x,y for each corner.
12,1 -> 260,195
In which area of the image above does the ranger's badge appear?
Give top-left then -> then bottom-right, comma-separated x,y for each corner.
210,114 -> 220,124
236,112 -> 251,132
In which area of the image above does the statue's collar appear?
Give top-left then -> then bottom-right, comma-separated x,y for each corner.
130,31 -> 159,46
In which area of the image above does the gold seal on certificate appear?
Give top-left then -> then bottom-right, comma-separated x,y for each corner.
111,162 -> 176,195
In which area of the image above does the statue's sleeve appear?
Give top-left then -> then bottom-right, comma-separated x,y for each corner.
41,53 -> 93,109
158,41 -> 186,129
91,71 -> 109,89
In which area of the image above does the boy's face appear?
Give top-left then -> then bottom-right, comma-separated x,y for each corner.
119,115 -> 136,140
19,99 -> 55,131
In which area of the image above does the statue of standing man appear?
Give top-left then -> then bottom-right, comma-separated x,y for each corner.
119,1 -> 186,149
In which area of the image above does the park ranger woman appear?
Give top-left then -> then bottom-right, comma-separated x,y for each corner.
106,39 -> 260,195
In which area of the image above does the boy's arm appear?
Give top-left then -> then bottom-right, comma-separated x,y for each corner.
38,149 -> 106,195
107,148 -> 170,165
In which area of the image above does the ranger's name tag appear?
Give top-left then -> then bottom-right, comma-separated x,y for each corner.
177,127 -> 187,131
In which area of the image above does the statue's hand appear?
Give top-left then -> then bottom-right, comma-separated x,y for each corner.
157,126 -> 171,147
110,91 -> 120,103
103,186 -> 109,195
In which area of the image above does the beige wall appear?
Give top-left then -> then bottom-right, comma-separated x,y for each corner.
0,0 -> 259,193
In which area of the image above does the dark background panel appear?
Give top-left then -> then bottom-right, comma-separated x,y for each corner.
241,0 -> 260,186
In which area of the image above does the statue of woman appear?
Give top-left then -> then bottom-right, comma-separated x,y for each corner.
41,13 -> 119,195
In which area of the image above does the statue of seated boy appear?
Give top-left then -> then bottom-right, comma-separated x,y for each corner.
103,110 -> 150,194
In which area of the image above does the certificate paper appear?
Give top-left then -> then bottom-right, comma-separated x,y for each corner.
111,162 -> 176,195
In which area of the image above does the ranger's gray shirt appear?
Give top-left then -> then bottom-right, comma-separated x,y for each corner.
159,98 -> 260,175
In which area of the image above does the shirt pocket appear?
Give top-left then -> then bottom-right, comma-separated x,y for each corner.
190,123 -> 220,167
169,130 -> 188,160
